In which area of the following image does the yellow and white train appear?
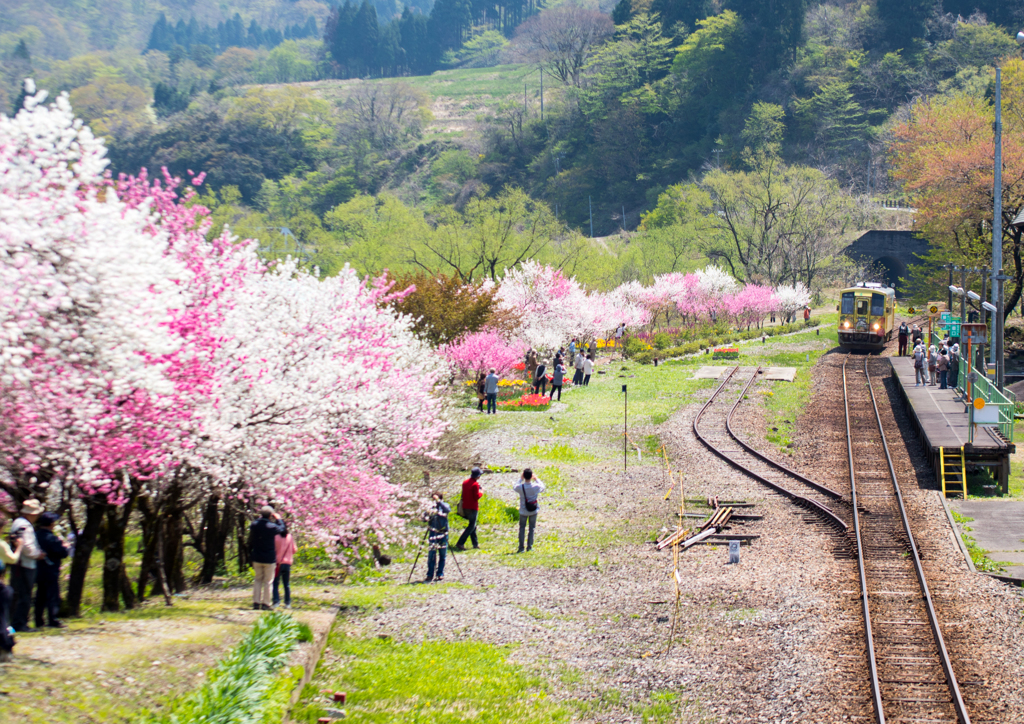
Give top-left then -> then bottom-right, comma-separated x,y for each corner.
838,283 -> 896,351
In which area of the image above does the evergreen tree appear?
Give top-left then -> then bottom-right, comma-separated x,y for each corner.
353,1 -> 380,75
612,0 -> 632,26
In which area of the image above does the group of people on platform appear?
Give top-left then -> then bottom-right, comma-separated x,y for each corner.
0,499 -> 70,662
898,322 -> 960,390
420,466 -> 546,583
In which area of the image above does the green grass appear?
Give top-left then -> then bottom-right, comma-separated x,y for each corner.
292,629 -> 570,724
147,611 -> 301,724
517,442 -> 595,463
950,510 -> 1010,573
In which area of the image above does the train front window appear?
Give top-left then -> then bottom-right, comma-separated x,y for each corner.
871,294 -> 885,316
856,299 -> 869,315
841,293 -> 855,314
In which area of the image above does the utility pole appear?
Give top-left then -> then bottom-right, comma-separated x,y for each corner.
997,270 -> 1008,390
622,204 -> 626,231
524,83 -> 528,117
539,68 -> 543,121
980,267 -> 989,375
946,264 -> 953,312
589,196 -> 594,238
960,266 -> 967,324
992,66 -> 1002,367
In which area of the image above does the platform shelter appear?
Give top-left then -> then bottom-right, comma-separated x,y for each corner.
890,357 -> 1015,494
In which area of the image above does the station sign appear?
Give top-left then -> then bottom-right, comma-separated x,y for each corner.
960,323 -> 988,345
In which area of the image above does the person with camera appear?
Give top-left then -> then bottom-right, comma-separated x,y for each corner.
34,512 -> 69,629
9,499 -> 46,633
0,513 -> 26,661
425,491 -> 450,583
513,469 -> 545,553
248,506 -> 287,611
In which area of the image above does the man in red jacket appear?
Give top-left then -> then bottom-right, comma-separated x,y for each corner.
453,467 -> 483,551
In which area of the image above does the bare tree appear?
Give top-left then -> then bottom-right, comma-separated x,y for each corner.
512,5 -> 614,87
337,81 -> 431,152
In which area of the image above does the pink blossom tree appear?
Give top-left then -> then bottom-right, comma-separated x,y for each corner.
442,329 -> 526,378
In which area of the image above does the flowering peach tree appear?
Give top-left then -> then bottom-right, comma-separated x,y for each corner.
0,85 -> 448,611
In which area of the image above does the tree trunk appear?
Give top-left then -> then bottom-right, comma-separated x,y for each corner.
199,494 -> 233,584
162,510 -> 186,593
65,500 -> 105,618
237,510 -> 250,573
135,495 -> 159,603
100,502 -> 135,612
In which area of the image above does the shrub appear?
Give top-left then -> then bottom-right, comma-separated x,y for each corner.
652,332 -> 672,349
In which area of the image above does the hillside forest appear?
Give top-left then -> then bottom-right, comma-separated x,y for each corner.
2,0 -> 1023,303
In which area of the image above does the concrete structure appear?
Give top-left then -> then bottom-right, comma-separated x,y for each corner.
845,230 -> 931,293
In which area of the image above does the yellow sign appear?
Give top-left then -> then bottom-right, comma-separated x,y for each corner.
908,307 -> 916,314
974,397 -> 986,410
929,305 -> 939,314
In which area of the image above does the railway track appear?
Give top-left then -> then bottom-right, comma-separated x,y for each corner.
692,365 -> 850,539
693,357 -> 976,723
843,355 -> 970,724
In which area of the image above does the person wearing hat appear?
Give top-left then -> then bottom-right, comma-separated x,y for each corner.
454,467 -> 484,551
9,499 -> 46,632
0,512 -> 26,661
248,506 -> 286,611
34,512 -> 69,629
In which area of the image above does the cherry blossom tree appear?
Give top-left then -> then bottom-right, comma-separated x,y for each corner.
774,282 -> 812,322
0,84 -> 450,613
442,329 -> 526,378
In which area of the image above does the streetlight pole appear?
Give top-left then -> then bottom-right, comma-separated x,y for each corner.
997,270 -> 1009,390
992,66 -> 1002,367
960,266 -> 967,323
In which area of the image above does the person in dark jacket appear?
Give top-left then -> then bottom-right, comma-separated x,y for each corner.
551,360 -> 565,401
897,322 -> 909,356
534,360 -> 548,396
425,492 -> 450,583
34,512 -> 68,629
249,506 -> 286,610
476,372 -> 486,413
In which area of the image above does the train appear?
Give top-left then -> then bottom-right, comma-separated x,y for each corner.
837,283 -> 896,351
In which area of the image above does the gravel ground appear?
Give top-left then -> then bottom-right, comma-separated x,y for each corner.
331,337 -> 1024,723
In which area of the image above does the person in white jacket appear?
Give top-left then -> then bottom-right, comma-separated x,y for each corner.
513,469 -> 546,553
583,355 -> 594,386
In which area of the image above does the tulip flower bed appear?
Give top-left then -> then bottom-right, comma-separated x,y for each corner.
712,347 -> 740,359
497,393 -> 552,411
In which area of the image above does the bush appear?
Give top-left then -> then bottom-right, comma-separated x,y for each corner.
652,332 -> 672,349
621,336 -> 650,358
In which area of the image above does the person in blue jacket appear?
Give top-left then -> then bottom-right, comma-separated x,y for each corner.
249,506 -> 286,610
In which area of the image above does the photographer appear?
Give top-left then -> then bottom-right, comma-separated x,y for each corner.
34,512 -> 69,629
9,499 -> 45,633
425,492 -> 450,583
0,513 -> 26,661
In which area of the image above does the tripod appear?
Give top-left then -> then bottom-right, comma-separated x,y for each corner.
406,528 -> 464,583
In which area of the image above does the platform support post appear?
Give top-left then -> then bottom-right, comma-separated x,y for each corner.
999,455 -> 1009,496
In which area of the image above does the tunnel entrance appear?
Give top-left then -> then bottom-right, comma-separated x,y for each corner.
874,255 -> 909,293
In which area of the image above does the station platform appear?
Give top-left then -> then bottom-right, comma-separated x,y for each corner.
889,357 -> 1014,493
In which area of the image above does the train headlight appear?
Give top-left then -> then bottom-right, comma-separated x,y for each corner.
843,321 -> 850,329
873,323 -> 880,330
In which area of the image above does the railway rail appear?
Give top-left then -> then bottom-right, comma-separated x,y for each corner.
693,357 -> 974,723
692,365 -> 850,538
843,355 -> 970,724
